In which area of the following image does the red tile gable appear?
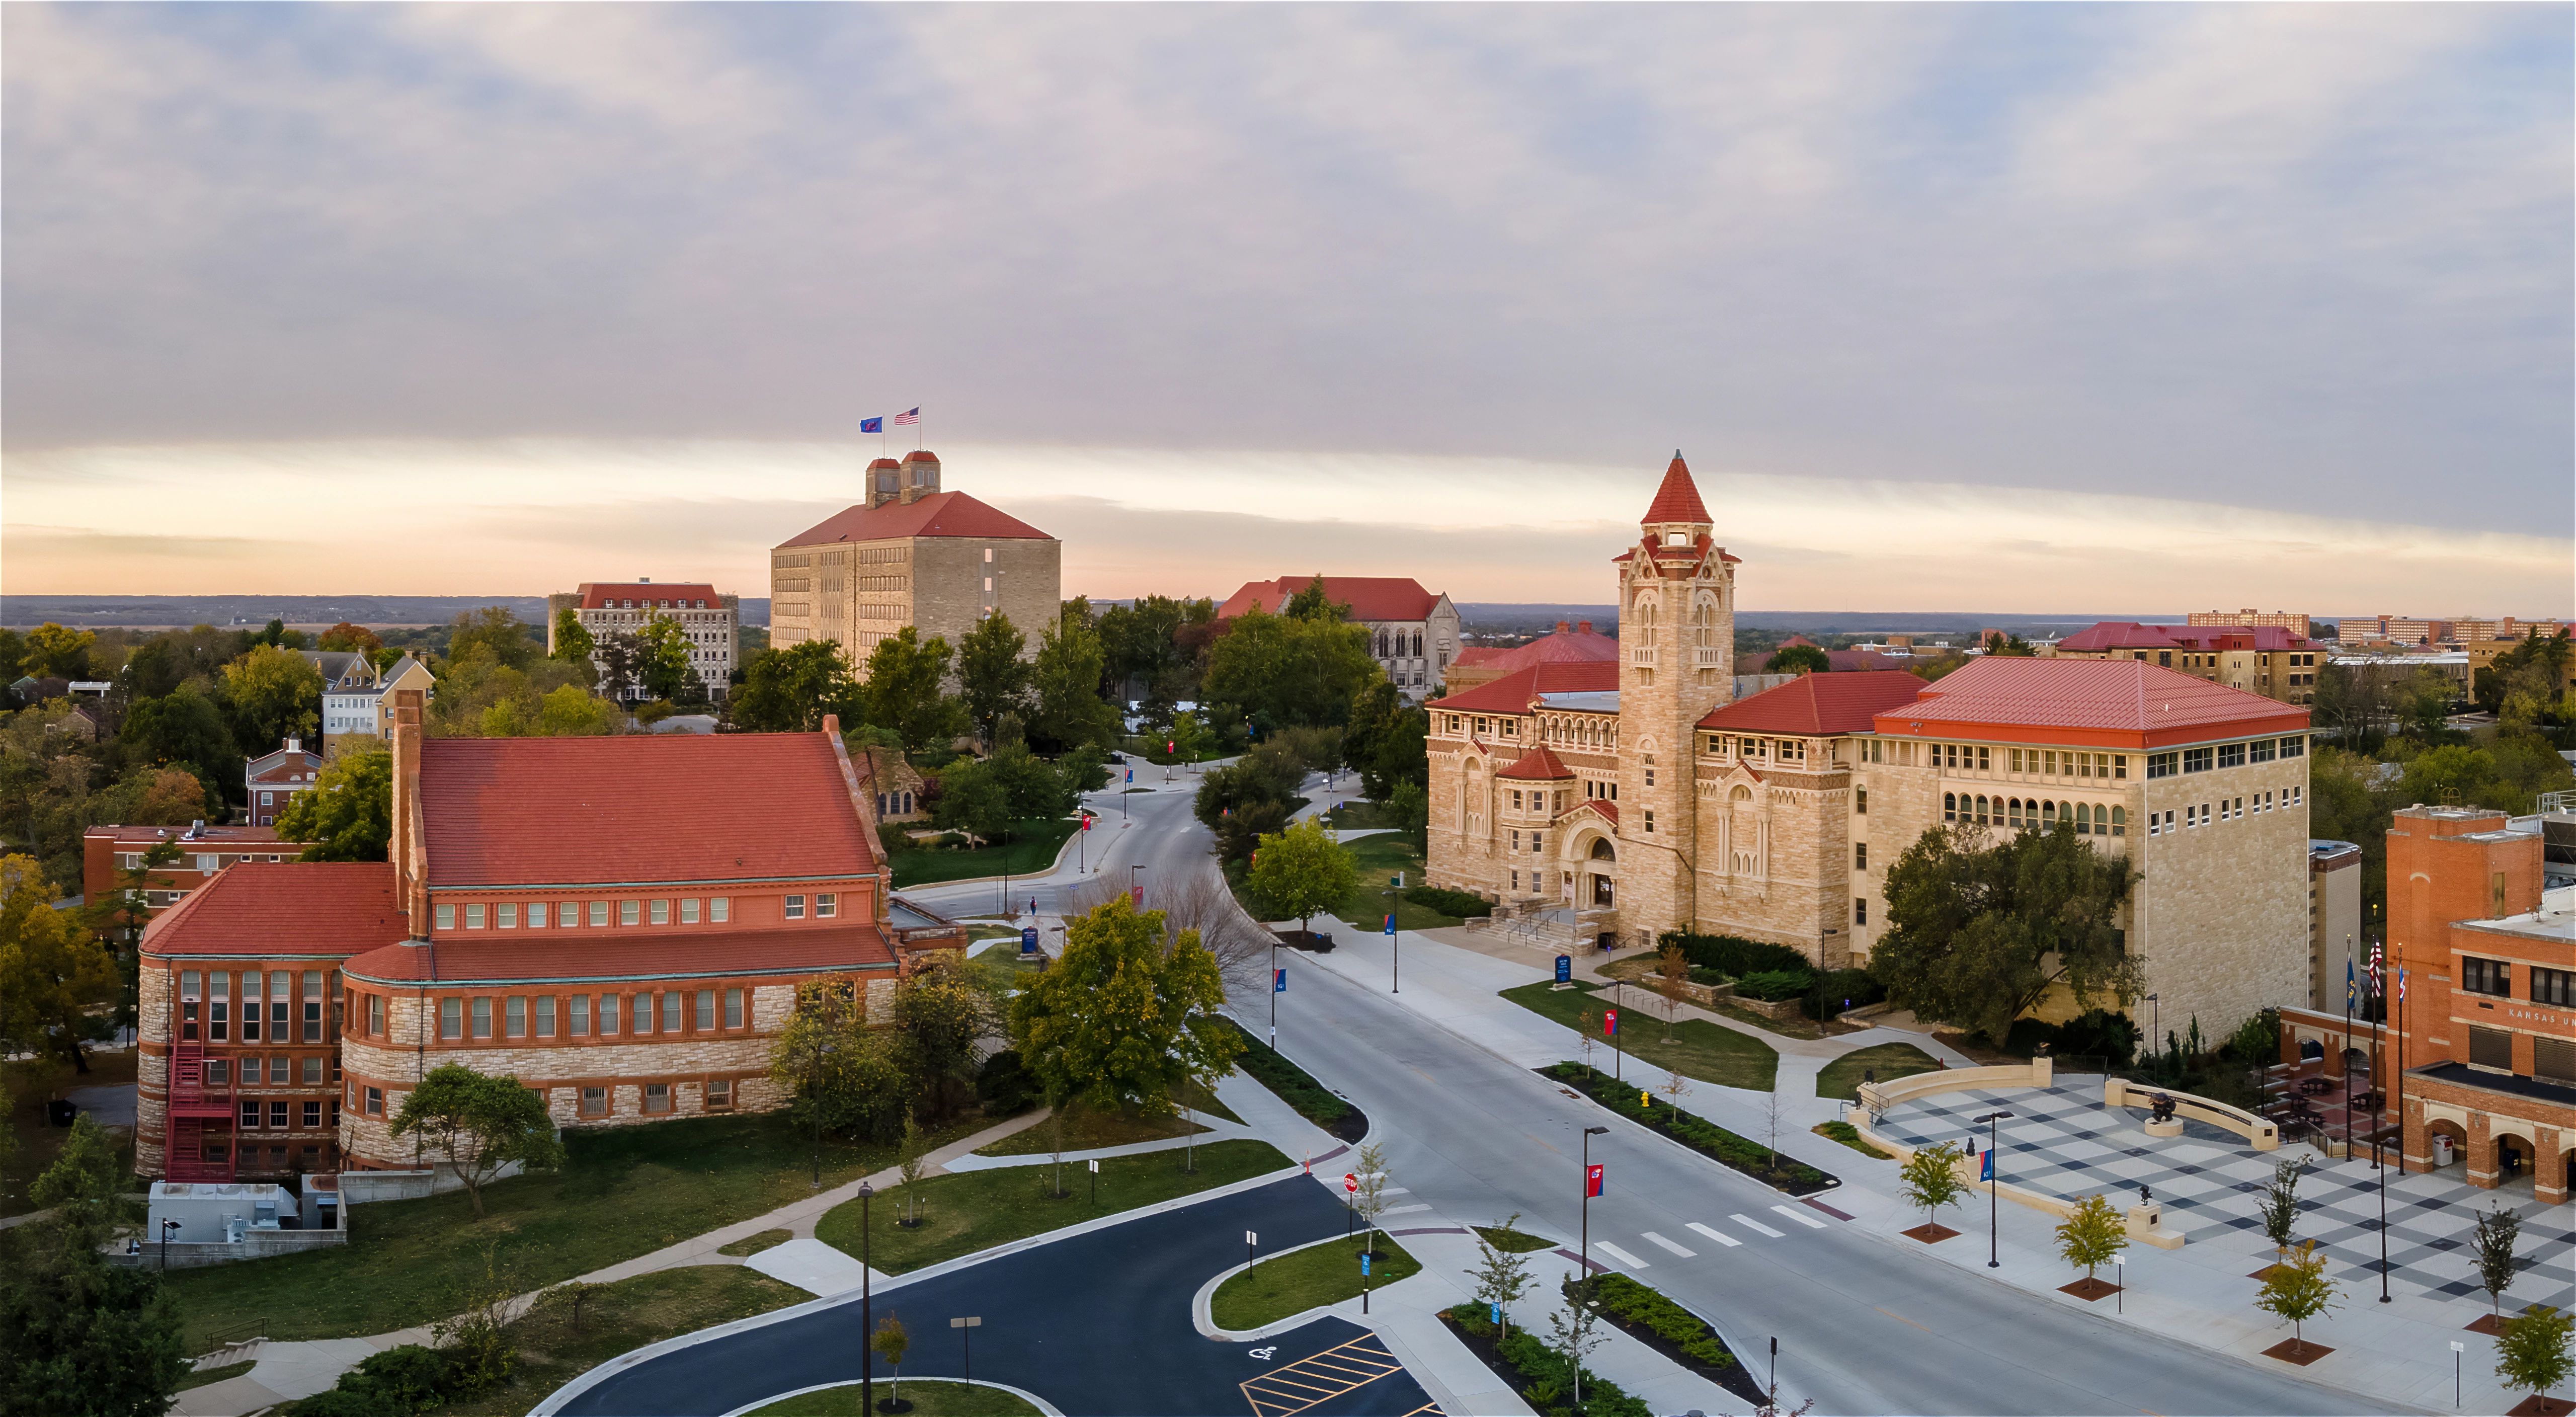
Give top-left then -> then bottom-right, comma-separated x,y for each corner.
1429,660 -> 1619,714
140,862 -> 404,959
1699,671 -> 1926,735
1497,745 -> 1576,780
779,491 -> 1053,548
578,583 -> 723,609
1878,658 -> 2309,747
1218,576 -> 1442,622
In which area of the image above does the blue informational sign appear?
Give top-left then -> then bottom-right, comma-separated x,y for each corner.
1489,1303 -> 1501,1325
1555,954 -> 1572,983
1020,926 -> 1039,955
1361,1253 -> 1371,1277
1274,968 -> 1286,994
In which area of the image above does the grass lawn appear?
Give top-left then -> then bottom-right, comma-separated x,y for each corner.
4,1050 -> 138,1217
972,1106 -> 1199,1158
1811,1121 -> 1895,1161
429,1266 -> 809,1417
890,817 -> 1081,889
1320,801 -> 1399,831
718,1228 -> 792,1257
817,1138 -> 1287,1275
178,1360 -> 255,1392
1815,1043 -> 1943,1100
1500,981 -> 1778,1092
1211,1235 -> 1421,1331
1322,835 -> 1459,934
745,1380 -> 1044,1416
1470,1224 -> 1557,1254
165,1109 -> 943,1351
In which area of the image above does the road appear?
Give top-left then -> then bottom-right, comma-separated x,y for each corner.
900,762 -> 1233,928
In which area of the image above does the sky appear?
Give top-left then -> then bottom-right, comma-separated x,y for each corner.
5,4 -> 2570,614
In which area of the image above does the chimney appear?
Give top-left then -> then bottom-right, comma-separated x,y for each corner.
286,736 -> 300,754
390,688 -> 428,938
1577,620 -> 1594,635
1556,620 -> 1570,634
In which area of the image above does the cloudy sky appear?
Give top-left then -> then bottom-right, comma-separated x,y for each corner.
6,4 -> 2570,613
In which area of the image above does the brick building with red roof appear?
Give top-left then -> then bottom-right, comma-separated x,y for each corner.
770,451 -> 1062,678
134,688 -> 956,1182
1218,575 -> 1462,697
1425,454 -> 2314,1039
2047,619 -> 2324,704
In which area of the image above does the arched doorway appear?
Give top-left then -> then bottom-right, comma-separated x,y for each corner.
2425,1119 -> 2467,1170
1587,837 -> 1616,908
2498,1133 -> 2533,1183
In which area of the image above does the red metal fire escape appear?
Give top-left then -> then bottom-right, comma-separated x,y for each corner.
165,1007 -> 234,1183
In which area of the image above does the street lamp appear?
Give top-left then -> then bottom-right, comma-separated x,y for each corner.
1972,1111 -> 2013,1268
858,1181 -> 875,1416
1580,1125 -> 1608,1283
1269,934 -> 1280,1049
2144,993 -> 2159,1083
160,1217 -> 181,1271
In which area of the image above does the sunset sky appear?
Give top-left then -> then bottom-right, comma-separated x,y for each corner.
6,5 -> 2569,613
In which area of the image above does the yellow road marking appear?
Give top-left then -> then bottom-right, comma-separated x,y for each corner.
1240,1334 -> 1427,1417
1874,1305 -> 1933,1333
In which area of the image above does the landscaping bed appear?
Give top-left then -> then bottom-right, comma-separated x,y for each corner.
1438,1304 -> 1648,1417
1579,1273 -> 1765,1406
1211,1234 -> 1420,1331
1472,1223 -> 1557,1254
1810,1120 -> 1894,1161
1501,981 -> 1778,1091
744,1380 -> 1044,1416
1815,1042 -> 1943,1100
1541,1062 -> 1837,1195
1213,1016 -> 1367,1140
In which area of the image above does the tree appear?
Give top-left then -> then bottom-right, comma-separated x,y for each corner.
1979,632 -> 2037,657
770,976 -> 907,1170
1470,1214 -> 1537,1338
1546,1290 -> 1607,1405
544,1281 -> 610,1335
388,1063 -> 568,1219
1029,609 -> 1119,753
550,607 -> 595,665
929,758 -> 1013,844
862,627 -> 964,751
117,686 -> 241,811
317,622 -> 383,654
632,612 -> 697,703
444,607 -> 540,673
534,684 -> 622,737
957,612 -> 1034,742
2054,1193 -> 2126,1285
888,954 -> 998,1118
1769,644 -> 1831,675
21,623 -> 98,678
2478,1202 -> 2523,1318
2258,1155 -> 2307,1250
1387,778 -> 1428,849
1247,818 -> 1359,942
2497,1304 -> 2576,1403
871,1314 -> 911,1405
274,744 -> 393,861
30,1114 -> 130,1234
0,1215 -> 189,1416
898,1117 -> 929,1226
2252,1240 -> 2339,1356
593,631 -> 643,701
1352,1140 -> 1394,1253
0,855 -> 119,1072
1899,1141 -> 1968,1234
1654,942 -> 1689,1043
1575,1005 -> 1601,1074
1203,605 -> 1383,733
1869,821 -> 2142,1044
222,644 -> 326,754
730,641 -> 859,733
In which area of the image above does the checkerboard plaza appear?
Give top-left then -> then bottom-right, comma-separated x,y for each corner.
1424,452 -> 2316,1038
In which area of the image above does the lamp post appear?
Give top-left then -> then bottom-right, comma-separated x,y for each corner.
1387,873 -> 1401,994
160,1217 -> 181,1272
2144,992 -> 2159,1083
1269,936 -> 1280,1049
1972,1111 -> 2013,1269
1580,1125 -> 1607,1281
858,1181 -> 875,1416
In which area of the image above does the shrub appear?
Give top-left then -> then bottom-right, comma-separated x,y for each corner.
1735,970 -> 1812,1003
1543,1063 -> 1832,1189
876,821 -> 913,859
1802,968 -> 1886,1021
1587,1272 -> 1733,1369
1441,1306 -> 1652,1417
2001,1009 -> 2140,1065
1404,885 -> 1492,918
1213,1016 -> 1351,1128
975,1049 -> 1038,1115
289,1344 -> 455,1416
1659,929 -> 1811,978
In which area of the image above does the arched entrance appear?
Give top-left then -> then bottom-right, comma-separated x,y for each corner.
2425,1119 -> 2467,1170
2498,1133 -> 2534,1183
1587,837 -> 1616,908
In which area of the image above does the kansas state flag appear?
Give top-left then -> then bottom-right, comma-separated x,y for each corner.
860,416 -> 883,433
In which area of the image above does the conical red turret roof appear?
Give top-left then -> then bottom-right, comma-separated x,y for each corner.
1642,450 -> 1711,525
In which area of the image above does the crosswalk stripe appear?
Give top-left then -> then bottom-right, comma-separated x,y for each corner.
1382,1203 -> 1431,1214
1770,1204 -> 1828,1230
1641,1231 -> 1697,1257
1685,1222 -> 1742,1248
1594,1240 -> 1649,1269
1729,1212 -> 1786,1238
1380,1187 -> 1411,1195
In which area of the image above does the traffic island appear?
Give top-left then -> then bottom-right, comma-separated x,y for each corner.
741,1379 -> 1046,1415
1574,1273 -> 1766,1407
1438,1303 -> 1653,1417
1209,1234 -> 1420,1332
1540,1062 -> 1837,1196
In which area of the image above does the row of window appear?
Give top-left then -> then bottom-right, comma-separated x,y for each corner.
118,851 -> 294,872
434,896 -> 761,931
2140,786 -> 2302,836
2145,737 -> 2304,779
238,1097 -> 336,1132
1506,789 -> 1571,814
1943,795 -> 2128,835
410,988 -> 752,1042
176,970 -> 336,1044
201,1053 -> 337,1087
1706,735 -> 1807,764
353,1077 -> 738,1119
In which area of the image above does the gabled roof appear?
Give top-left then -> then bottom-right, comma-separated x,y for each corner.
87,823 -> 287,846
1429,660 -> 1621,714
2057,620 -> 2316,653
1497,745 -> 1576,780
1218,576 -> 1444,623
341,925 -> 896,984
577,583 -> 723,609
1699,671 -> 1926,735
1450,623 -> 1620,675
418,733 -> 877,887
779,491 -> 1053,548
1876,657 -> 2309,747
141,863 -> 403,958
1642,452 -> 1712,525
246,745 -> 324,785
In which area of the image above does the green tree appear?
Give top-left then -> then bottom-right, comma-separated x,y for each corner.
871,1314 -> 911,1405
1387,777 -> 1428,849
862,627 -> 965,751
2054,1193 -> 2126,1284
1030,609 -> 1119,753
2497,1304 -> 2576,1402
0,1219 -> 189,1417
274,745 -> 393,861
1469,1213 -> 1537,1339
1899,1140 -> 1968,1234
770,975 -> 908,1161
0,627 -> 24,682
316,621 -> 383,654
30,1114 -> 131,1235
1282,576 -> 1347,622
1203,605 -> 1384,733
443,607 -> 540,674
1247,817 -> 1359,941
221,644 -> 326,754
550,607 -> 596,665
930,757 -> 1014,843
0,855 -> 120,1072
957,612 -> 1034,741
730,641 -> 859,733
2258,1155 -> 2307,1250
1769,644 -> 1831,675
2253,1240 -> 2339,1355
2477,1201 -> 2523,1318
117,687 -> 241,810
389,1063 -> 569,1219
889,954 -> 998,1119
1980,632 -> 2037,657
633,612 -> 697,703
1869,821 -> 2142,1044
21,623 -> 98,678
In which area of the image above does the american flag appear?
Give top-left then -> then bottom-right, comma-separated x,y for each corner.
2369,940 -> 2383,997
893,407 -> 920,426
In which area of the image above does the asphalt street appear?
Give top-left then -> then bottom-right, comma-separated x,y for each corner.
558,1174 -> 1437,1417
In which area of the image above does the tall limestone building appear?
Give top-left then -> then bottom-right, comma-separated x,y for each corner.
1426,453 -> 2313,1038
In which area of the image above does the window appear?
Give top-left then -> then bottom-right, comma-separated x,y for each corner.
365,1086 -> 384,1116
303,1055 -> 324,1085
2279,735 -> 2305,759
1943,792 -> 1957,823
2535,968 -> 2576,1008
270,1101 -> 289,1129
590,901 -> 609,927
529,902 -> 549,928
1855,788 -> 1867,815
2113,755 -> 2128,779
272,971 -> 292,1039
305,971 -> 325,1041
471,996 -> 493,1039
2218,742 -> 2246,769
643,1082 -> 673,1115
632,992 -> 655,1034
571,994 -> 590,1037
465,903 -> 487,929
620,900 -> 641,926
440,997 -> 463,1040
497,903 -> 518,929
785,895 -> 807,920
367,993 -> 385,1035
2110,807 -> 2126,836
696,990 -> 715,1030
1855,898 -> 1868,926
2462,956 -> 2513,998
536,996 -> 556,1038
1643,810 -> 1655,833
209,972 -> 230,1041
706,1078 -> 734,1111
599,993 -> 620,1035
2469,1025 -> 2513,1070
817,893 -> 838,918
650,899 -> 670,925
243,1055 -> 264,1085
2540,1037 -> 2576,1084
2075,803 -> 2092,834
682,898 -> 700,924
303,1100 -> 323,1129
662,992 -> 682,1033
2146,753 -> 2178,780
726,988 -> 745,1028
506,996 -> 527,1038
711,897 -> 730,923
436,902 -> 456,930
2250,738 -> 2277,764
580,1087 -> 609,1118
1976,747 -> 1990,770
240,1101 -> 261,1129
2182,747 -> 2213,773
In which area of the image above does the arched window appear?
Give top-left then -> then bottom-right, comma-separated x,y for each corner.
2006,799 -> 2023,828
2110,806 -> 2127,836
1412,631 -> 1423,657
1635,593 -> 1658,646
1944,792 -> 1957,823
1589,838 -> 1616,861
1730,784 -> 1752,803
1975,795 -> 1990,824
2076,803 -> 2092,834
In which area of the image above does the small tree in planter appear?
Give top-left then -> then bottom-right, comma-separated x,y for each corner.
2480,1203 -> 2526,1321
2257,1155 -> 2307,1254
1353,1140 -> 1394,1257
1660,1061 -> 1692,1117
897,1116 -> 928,1227
1899,1141 -> 1968,1240
1655,943 -> 1691,1044
2054,1194 -> 2127,1296
2253,1240 -> 2340,1361
2496,1304 -> 2576,1414
1576,1007 -> 1601,1074
870,1314 -> 911,1410
1469,1213 -> 1536,1339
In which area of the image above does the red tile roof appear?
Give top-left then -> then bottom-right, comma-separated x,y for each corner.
341,925 -> 897,984
87,824 -> 288,846
1449,624 -> 1620,675
1642,453 -> 1712,524
419,733 -> 877,887
779,491 -> 1053,548
141,862 -> 404,959
2056,621 -> 2316,653
1218,576 -> 1443,623
1878,657 -> 2309,747
1699,671 -> 1926,735
1496,745 -> 1576,780
577,583 -> 724,610
1429,660 -> 1620,714
902,449 -> 940,463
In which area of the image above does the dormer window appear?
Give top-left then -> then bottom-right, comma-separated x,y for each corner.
1665,531 -> 1688,546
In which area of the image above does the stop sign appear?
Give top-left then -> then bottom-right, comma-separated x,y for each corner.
1343,1172 -> 1358,1194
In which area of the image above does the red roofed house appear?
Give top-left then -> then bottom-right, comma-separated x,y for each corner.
1444,620 -> 1621,697
133,688 -> 945,1183
2048,620 -> 2324,705
547,580 -> 740,703
1218,576 -> 1461,697
245,739 -> 325,827
770,451 -> 1061,678
1425,452 -> 2313,1038
84,823 -> 314,928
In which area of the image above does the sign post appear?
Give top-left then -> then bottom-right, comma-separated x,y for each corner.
1246,1230 -> 1258,1275
1088,1156 -> 1099,1206
1361,1248 -> 1372,1314
1343,1171 -> 1358,1239
949,1317 -> 981,1386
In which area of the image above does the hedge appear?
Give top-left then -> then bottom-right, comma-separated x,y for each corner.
1658,928 -> 1812,979
1801,968 -> 1887,1021
1584,1273 -> 1733,1370
1734,970 -> 1811,1002
1440,1305 -> 1651,1417
1542,1062 -> 1836,1195
1405,884 -> 1493,918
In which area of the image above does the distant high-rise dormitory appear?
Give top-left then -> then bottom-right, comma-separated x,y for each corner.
546,581 -> 739,702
